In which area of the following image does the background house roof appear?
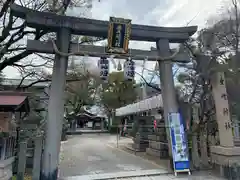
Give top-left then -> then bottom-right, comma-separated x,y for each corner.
0,91 -> 30,112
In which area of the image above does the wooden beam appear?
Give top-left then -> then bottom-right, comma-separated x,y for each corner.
27,40 -> 190,62
11,4 -> 197,43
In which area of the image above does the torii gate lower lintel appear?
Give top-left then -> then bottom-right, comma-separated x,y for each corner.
26,40 -> 191,62
10,3 -> 197,180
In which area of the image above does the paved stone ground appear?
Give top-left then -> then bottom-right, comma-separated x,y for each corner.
107,172 -> 225,180
62,173 -> 224,180
59,134 -> 224,179
62,171 -> 224,180
59,134 -> 164,178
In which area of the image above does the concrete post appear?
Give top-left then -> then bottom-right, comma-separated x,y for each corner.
0,138 -> 6,160
17,141 -> 27,180
32,136 -> 43,180
101,118 -> 104,131
156,39 -> 179,156
108,116 -> 111,131
211,72 -> 234,147
41,28 -> 71,180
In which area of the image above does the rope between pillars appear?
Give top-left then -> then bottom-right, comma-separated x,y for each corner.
50,39 -> 181,61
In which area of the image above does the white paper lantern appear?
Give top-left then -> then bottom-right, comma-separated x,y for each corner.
145,100 -> 149,111
142,100 -> 146,111
115,94 -> 164,116
135,104 -> 139,113
147,98 -> 152,110
158,95 -> 163,107
138,101 -> 142,111
142,101 -> 146,111
148,99 -> 152,110
153,96 -> 158,108
152,97 -> 156,109
139,101 -> 143,111
156,95 -> 162,108
136,103 -> 140,113
151,96 -> 157,109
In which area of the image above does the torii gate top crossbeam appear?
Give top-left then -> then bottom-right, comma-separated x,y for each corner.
10,4 -> 197,43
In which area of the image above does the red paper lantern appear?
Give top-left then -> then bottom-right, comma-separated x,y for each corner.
154,120 -> 157,129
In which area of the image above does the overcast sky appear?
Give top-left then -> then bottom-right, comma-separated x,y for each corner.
92,0 -> 227,27
3,0 -> 231,81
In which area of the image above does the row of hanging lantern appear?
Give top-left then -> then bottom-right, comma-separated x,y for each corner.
97,17 -> 136,83
98,56 -> 135,82
115,94 -> 163,116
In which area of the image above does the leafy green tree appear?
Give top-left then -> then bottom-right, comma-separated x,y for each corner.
65,71 -> 100,116
100,71 -> 137,125
64,59 -> 102,117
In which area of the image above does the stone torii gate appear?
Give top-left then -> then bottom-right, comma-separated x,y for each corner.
10,3 -> 197,180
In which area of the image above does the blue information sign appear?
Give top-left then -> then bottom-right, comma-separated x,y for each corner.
107,17 -> 131,54
168,112 -> 190,173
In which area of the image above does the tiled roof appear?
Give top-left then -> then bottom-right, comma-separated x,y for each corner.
0,95 -> 26,106
0,91 -> 30,112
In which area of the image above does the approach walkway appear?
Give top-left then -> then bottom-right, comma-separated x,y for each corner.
59,134 -> 223,180
59,134 -> 166,178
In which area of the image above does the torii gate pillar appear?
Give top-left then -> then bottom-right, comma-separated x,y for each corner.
157,39 -> 178,157
41,28 -> 71,180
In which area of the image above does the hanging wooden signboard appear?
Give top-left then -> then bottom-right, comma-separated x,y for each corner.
107,17 -> 131,54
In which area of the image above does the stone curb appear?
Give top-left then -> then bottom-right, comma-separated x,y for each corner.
60,169 -> 170,180
61,141 -> 68,145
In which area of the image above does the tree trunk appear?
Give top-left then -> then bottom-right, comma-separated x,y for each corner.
200,130 -> 209,167
108,114 -> 111,131
191,134 -> 201,169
